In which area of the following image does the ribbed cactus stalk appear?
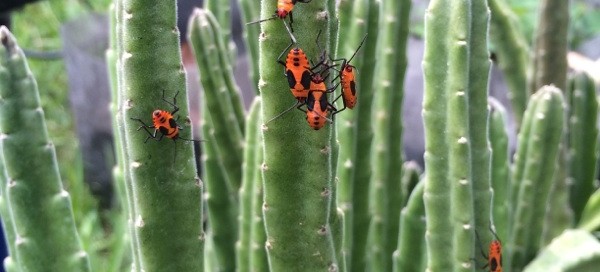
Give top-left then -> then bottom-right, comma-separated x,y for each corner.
189,8 -> 245,193
107,4 -> 132,270
401,161 -> 422,207
541,150 -> 572,246
113,1 -> 142,268
393,179 -> 426,272
118,0 -> 204,270
237,0 -> 261,91
237,98 -> 262,272
488,98 -> 510,242
0,26 -> 91,272
259,0 -> 338,270
189,9 -> 242,271
205,0 -> 232,46
507,86 -> 565,271
567,72 -> 599,223
0,145 -> 19,272
200,99 -> 237,272
488,0 -> 529,126
422,0 -> 492,270
334,1 -> 380,271
248,100 -> 268,272
368,0 -> 411,270
528,0 -> 569,93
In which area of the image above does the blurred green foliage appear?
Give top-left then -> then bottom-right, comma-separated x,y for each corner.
507,0 -> 600,48
410,0 -> 600,50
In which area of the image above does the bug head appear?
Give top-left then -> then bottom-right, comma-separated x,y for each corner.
276,8 -> 289,19
152,110 -> 162,117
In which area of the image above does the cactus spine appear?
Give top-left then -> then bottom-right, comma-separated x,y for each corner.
0,27 -> 90,272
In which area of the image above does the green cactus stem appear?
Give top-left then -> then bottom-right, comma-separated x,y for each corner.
469,0 -> 493,252
507,86 -> 565,270
541,150 -> 572,246
393,179 -> 426,272
237,98 -> 262,272
488,98 -> 510,242
249,101 -> 268,272
368,0 -> 411,270
567,72 -> 599,223
201,97 -> 237,272
0,26 -> 91,272
237,0 -> 261,92
205,0 -> 232,47
119,0 -> 204,270
202,10 -> 246,134
334,0 -> 364,268
401,161 -> 422,207
528,0 -> 569,93
422,0 -> 452,269
334,0 -> 380,271
422,0 -> 492,270
107,4 -> 132,270
259,0 -> 338,270
189,8 -> 245,193
488,0 -> 529,127
0,143 -> 20,271
113,1 -> 142,269
579,188 -> 600,231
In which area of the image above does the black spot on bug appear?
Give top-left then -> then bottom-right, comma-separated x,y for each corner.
300,71 -> 311,89
490,257 -> 498,271
168,118 -> 178,129
286,70 -> 297,88
350,81 -> 356,95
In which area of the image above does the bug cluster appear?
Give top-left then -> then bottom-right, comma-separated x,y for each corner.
248,0 -> 365,130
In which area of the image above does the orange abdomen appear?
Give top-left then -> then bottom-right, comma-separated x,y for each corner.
305,91 -> 329,130
152,110 -> 179,139
341,65 -> 357,109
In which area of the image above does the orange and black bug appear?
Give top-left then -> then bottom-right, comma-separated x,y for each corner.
278,44 -> 312,102
331,34 -> 368,111
130,90 -> 201,162
303,90 -> 336,130
475,227 -> 503,272
246,0 -> 312,33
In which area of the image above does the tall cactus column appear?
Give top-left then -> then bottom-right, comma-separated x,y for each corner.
369,0 -> 411,270
0,27 -> 91,272
259,0 -> 338,271
507,86 -> 565,270
118,0 -> 204,270
422,0 -> 492,270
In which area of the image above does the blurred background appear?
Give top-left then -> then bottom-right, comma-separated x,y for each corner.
0,0 -> 599,270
